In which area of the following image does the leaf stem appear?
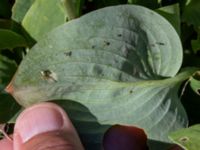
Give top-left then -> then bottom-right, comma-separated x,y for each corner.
61,0 -> 77,20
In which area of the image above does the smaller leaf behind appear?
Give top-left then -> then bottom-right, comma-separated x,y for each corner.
190,71 -> 200,95
0,29 -> 27,50
156,3 -> 181,35
169,124 -> 200,150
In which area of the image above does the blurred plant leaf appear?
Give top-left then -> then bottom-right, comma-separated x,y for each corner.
8,5 -> 198,149
0,19 -> 35,48
182,0 -> 200,28
0,29 -> 27,50
61,0 -> 85,20
169,124 -> 200,150
22,0 -> 67,40
156,3 -> 180,35
12,0 -> 35,22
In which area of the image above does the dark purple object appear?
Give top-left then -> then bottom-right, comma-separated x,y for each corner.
103,125 -> 148,150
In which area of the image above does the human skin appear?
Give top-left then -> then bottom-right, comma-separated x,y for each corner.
0,102 -> 84,150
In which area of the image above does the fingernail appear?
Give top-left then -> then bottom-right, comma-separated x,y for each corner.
14,103 -> 65,143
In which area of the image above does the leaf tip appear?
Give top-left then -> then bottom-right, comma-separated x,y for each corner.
5,81 -> 14,95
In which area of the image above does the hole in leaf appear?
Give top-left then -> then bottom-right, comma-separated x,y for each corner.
179,136 -> 189,143
41,70 -> 58,82
104,41 -> 110,46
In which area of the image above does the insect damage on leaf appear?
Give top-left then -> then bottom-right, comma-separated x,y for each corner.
179,136 -> 189,143
40,70 -> 58,82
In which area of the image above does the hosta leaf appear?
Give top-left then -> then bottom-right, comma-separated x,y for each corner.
169,124 -> 200,150
8,5 -> 195,149
22,0 -> 67,40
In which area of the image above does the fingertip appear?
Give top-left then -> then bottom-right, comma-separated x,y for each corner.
0,138 -> 13,150
14,102 -> 84,150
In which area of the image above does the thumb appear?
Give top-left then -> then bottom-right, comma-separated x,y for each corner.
13,102 -> 84,150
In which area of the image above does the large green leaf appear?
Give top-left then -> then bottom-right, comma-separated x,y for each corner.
22,0 -> 67,40
8,5 -> 196,149
169,124 -> 200,150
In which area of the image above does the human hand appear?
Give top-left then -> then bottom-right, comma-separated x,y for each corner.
0,102 -> 84,150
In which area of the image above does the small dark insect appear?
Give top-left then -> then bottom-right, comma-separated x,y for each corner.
156,42 -> 165,45
104,41 -> 110,46
117,34 -> 122,37
92,45 -> 96,49
64,51 -> 72,56
129,90 -> 133,94
41,70 -> 57,82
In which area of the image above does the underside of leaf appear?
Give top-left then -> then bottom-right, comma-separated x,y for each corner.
7,5 -> 196,150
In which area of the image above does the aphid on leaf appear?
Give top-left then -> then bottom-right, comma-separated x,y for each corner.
64,51 -> 72,57
104,41 -> 110,46
156,42 -> 165,45
117,34 -> 122,37
41,70 -> 58,82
